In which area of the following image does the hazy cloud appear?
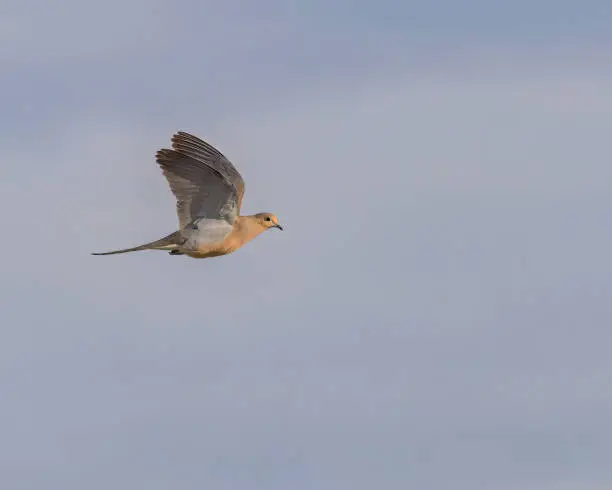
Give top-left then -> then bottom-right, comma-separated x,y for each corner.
2,1 -> 612,489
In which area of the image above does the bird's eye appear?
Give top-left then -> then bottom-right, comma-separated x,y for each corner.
265,217 -> 271,222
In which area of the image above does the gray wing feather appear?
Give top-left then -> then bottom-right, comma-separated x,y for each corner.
156,133 -> 244,228
171,132 -> 245,209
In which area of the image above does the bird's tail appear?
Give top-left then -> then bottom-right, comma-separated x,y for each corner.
91,231 -> 182,256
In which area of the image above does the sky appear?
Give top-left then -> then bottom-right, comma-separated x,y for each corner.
2,1 -> 612,489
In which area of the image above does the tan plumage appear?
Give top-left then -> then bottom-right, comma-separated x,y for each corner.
92,132 -> 282,258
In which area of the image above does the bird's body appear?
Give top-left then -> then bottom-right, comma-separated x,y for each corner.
177,215 -> 273,259
92,132 -> 282,258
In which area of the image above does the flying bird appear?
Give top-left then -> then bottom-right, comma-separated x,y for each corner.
92,131 -> 282,259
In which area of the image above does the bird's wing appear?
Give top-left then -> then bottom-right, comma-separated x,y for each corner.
155,132 -> 245,229
171,132 -> 245,208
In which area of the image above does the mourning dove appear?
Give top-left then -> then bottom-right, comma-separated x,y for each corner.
92,131 -> 282,259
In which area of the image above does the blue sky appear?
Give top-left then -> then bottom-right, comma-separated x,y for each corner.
2,1 -> 612,489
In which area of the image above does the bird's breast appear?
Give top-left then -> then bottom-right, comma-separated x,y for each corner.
185,229 -> 242,258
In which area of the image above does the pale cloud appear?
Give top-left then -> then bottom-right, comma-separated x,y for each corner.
0,0 -> 174,62
0,0 -> 303,65
2,5 -> 612,488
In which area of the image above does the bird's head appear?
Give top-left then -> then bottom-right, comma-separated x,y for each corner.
254,212 -> 283,231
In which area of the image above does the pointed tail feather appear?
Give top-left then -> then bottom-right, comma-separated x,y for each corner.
91,232 -> 182,256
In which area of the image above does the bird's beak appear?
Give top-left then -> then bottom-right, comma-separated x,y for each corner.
275,224 -> 283,231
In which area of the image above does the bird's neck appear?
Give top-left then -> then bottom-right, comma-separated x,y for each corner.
233,215 -> 266,247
